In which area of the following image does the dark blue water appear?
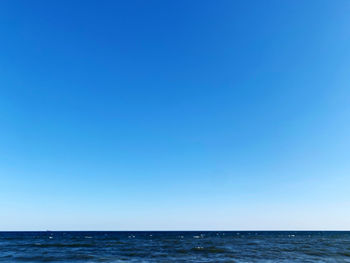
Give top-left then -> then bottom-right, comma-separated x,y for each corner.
1,231 -> 350,262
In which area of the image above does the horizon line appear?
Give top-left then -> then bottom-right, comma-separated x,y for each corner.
1,230 -> 350,232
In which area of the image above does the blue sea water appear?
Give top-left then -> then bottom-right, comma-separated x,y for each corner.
1,231 -> 350,262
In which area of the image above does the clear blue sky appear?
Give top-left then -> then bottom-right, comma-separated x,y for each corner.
1,0 -> 350,230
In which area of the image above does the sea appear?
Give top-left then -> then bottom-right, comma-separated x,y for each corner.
1,231 -> 350,262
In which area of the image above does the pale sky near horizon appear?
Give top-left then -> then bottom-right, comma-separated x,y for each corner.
1,0 -> 350,230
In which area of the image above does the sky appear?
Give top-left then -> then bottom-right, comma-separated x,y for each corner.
1,0 -> 350,231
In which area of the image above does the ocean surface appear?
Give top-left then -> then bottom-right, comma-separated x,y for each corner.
1,231 -> 350,262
